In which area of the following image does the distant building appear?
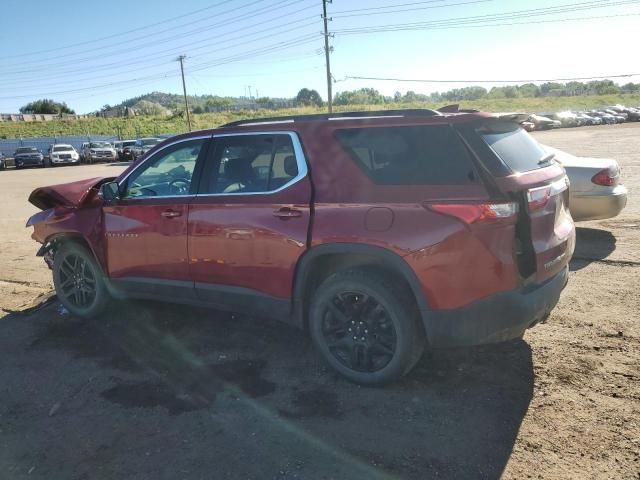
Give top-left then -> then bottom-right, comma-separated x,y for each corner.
0,113 -> 86,122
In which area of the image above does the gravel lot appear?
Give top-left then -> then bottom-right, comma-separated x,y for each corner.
0,125 -> 638,479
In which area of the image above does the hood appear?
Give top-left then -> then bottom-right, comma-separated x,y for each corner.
15,152 -> 42,157
28,176 -> 115,211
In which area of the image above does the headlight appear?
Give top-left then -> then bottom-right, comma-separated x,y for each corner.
90,150 -> 96,153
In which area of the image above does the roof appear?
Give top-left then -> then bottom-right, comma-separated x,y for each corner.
220,107 -> 501,129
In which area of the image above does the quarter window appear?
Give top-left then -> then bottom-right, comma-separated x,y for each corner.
122,139 -> 205,198
205,134 -> 299,194
336,125 -> 478,185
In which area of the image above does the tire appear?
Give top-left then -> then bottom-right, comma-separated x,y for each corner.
308,269 -> 425,385
53,242 -> 110,318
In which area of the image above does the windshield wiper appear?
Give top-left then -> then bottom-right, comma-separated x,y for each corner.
538,153 -> 555,165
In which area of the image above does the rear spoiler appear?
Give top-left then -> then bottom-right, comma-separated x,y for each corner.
492,112 -> 530,123
438,105 -> 529,123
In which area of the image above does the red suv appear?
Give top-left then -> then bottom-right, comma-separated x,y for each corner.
27,109 -> 575,384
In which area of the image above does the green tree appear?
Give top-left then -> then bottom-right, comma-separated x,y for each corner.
296,88 -> 323,107
133,100 -> 168,116
518,83 -> 540,98
20,99 -> 74,114
334,88 -> 385,105
192,105 -> 204,114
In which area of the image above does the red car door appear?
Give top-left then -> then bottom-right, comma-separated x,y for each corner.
103,136 -> 210,299
188,132 -> 311,316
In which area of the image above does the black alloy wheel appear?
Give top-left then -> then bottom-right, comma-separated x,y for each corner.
309,269 -> 425,385
321,292 -> 397,373
53,242 -> 109,318
57,253 -> 97,308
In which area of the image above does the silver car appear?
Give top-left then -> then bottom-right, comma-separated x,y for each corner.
544,145 -> 628,221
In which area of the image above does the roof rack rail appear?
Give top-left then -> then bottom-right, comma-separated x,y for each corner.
437,104 -> 480,114
222,108 -> 443,127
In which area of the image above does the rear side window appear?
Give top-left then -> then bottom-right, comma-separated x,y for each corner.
204,134 -> 299,194
335,126 -> 478,185
477,121 -> 548,173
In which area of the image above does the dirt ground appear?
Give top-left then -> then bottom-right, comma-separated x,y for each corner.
0,125 -> 638,479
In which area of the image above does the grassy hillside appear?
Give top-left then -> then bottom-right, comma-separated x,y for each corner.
2,94 -> 639,139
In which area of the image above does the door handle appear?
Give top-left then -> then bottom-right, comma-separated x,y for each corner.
161,209 -> 182,218
273,207 -> 303,218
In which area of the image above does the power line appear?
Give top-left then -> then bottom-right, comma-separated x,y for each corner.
331,0 -> 450,14
0,17 -> 320,89
345,73 -> 640,83
331,0 -> 640,33
1,0 -> 246,59
331,0 -> 492,18
0,33 -> 320,100
334,11 -> 640,35
2,0 -> 313,72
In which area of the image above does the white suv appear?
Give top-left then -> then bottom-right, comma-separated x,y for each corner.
48,144 -> 80,166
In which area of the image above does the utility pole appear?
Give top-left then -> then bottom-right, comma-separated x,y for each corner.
322,0 -> 333,113
177,55 -> 192,132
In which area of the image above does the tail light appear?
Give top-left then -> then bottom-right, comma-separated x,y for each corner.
526,185 -> 551,211
427,202 -> 518,224
527,176 -> 570,212
591,167 -> 619,187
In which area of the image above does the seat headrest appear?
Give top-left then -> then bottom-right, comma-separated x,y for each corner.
224,158 -> 253,180
283,155 -> 298,177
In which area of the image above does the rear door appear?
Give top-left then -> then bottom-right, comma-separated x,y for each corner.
188,132 -> 311,315
468,120 -> 574,282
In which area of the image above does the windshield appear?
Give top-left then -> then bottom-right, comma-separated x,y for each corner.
90,142 -> 111,148
142,139 -> 160,146
53,145 -> 73,152
122,141 -> 136,147
478,120 -> 548,173
16,147 -> 38,154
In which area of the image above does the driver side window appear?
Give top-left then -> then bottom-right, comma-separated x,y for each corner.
123,139 -> 204,198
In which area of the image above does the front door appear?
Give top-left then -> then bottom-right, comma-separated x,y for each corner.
188,132 -> 311,317
103,137 -> 209,299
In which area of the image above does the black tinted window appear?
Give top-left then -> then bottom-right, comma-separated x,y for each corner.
335,126 -> 478,185
478,121 -> 547,173
206,134 -> 298,194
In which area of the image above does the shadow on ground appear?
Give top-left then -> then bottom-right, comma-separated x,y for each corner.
570,226 -> 616,271
1,300 -> 533,479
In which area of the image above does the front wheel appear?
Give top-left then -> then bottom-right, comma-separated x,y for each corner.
53,242 -> 110,318
309,269 -> 425,385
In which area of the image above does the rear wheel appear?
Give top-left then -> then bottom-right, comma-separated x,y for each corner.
53,242 -> 110,318
309,269 -> 425,385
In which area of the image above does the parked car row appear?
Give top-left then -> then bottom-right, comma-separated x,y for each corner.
521,104 -> 640,131
0,137 -> 166,170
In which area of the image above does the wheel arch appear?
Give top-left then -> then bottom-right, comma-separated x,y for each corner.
42,232 -> 107,275
292,243 -> 430,334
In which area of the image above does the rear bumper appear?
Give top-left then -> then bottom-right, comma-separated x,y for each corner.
425,266 -> 569,347
570,186 -> 628,221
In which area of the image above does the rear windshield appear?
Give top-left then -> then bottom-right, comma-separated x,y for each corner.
335,125 -> 478,185
477,121 -> 548,173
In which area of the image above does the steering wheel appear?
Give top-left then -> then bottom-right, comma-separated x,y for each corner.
168,178 -> 191,195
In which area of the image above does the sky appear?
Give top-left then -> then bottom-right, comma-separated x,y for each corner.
1,0 -> 639,113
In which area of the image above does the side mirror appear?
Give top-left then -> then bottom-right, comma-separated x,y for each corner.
100,181 -> 120,202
